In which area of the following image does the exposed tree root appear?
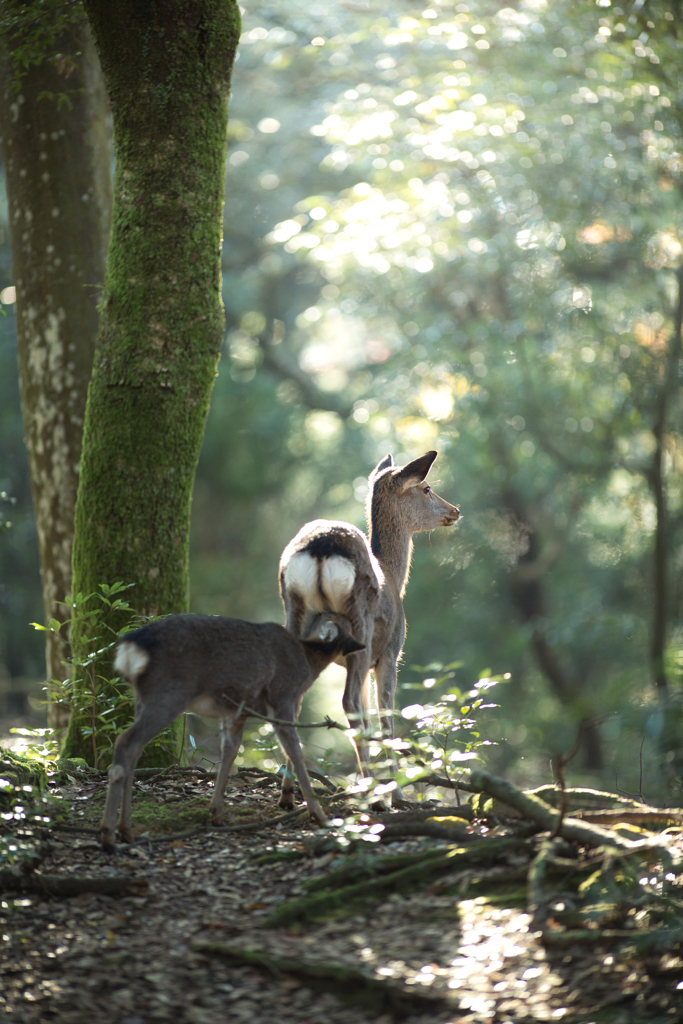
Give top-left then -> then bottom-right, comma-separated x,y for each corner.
468,771 -> 683,863
254,771 -> 683,956
193,943 -> 452,1018
266,836 -> 528,928
302,845 -> 459,894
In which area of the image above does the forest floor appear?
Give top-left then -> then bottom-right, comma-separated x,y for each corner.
1,765 -> 683,1024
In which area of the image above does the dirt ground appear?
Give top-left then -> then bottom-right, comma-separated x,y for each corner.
2,767 -> 683,1024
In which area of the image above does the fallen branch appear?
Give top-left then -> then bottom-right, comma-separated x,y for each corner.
48,823 -> 102,836
377,818 -> 474,843
215,806 -> 310,832
374,806 -> 474,824
411,775 -> 659,816
528,785 -> 652,811
193,944 -> 450,1017
137,765 -> 212,782
222,695 -> 347,732
414,773 -> 480,794
0,869 -> 147,898
308,770 -> 339,793
571,808 -> 683,826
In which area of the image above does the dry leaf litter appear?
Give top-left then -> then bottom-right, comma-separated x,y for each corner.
2,767 -> 683,1024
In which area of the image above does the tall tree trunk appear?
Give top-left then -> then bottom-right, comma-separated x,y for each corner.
503,487 -> 603,771
648,264 -> 683,697
647,265 -> 683,778
0,13 -> 111,730
62,0 -> 240,763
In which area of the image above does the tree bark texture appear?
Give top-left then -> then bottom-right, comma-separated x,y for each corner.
0,13 -> 111,729
648,264 -> 683,698
63,0 -> 240,761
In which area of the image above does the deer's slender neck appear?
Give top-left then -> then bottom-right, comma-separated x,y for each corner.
369,503 -> 413,595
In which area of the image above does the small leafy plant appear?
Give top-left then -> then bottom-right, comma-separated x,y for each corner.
337,661 -> 504,822
393,660 -> 502,790
0,750 -> 64,881
7,727 -> 59,763
33,582 -> 178,769
33,582 -> 137,767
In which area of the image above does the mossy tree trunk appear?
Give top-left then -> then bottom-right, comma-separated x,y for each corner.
62,0 -> 240,763
0,10 -> 111,731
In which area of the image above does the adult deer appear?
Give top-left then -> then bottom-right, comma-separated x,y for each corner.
279,450 -> 459,773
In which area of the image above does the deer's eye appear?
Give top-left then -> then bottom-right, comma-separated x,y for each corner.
423,485 -> 431,494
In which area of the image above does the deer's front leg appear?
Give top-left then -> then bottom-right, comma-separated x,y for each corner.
210,716 -> 245,825
278,697 -> 303,811
375,651 -> 398,744
274,717 -> 327,825
375,644 -> 405,803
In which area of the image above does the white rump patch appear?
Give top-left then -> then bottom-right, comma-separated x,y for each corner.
284,551 -> 325,611
114,640 -> 150,680
320,556 -> 355,611
285,550 -> 356,613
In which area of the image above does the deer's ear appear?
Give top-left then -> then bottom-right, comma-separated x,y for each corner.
369,453 -> 393,479
341,636 -> 365,655
396,450 -> 438,490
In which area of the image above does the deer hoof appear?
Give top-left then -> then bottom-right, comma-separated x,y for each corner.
278,795 -> 295,811
100,829 -> 117,852
308,800 -> 328,825
118,825 -> 134,844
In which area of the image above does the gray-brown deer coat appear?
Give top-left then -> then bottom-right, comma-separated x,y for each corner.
279,450 -> 459,773
100,613 -> 363,849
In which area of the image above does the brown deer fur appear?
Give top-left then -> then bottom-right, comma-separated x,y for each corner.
279,451 -> 459,774
100,613 -> 363,849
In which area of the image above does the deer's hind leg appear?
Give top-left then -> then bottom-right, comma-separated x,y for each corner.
101,693 -> 186,850
341,610 -> 375,775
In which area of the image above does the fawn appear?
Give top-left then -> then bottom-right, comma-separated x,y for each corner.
100,612 -> 363,849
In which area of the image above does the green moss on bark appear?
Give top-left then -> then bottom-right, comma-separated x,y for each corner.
63,0 -> 240,763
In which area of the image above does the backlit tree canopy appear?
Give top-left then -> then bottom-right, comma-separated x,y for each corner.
193,0 -> 682,782
0,0 -> 681,789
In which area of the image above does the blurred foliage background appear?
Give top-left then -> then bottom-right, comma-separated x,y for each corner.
1,0 -> 682,795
